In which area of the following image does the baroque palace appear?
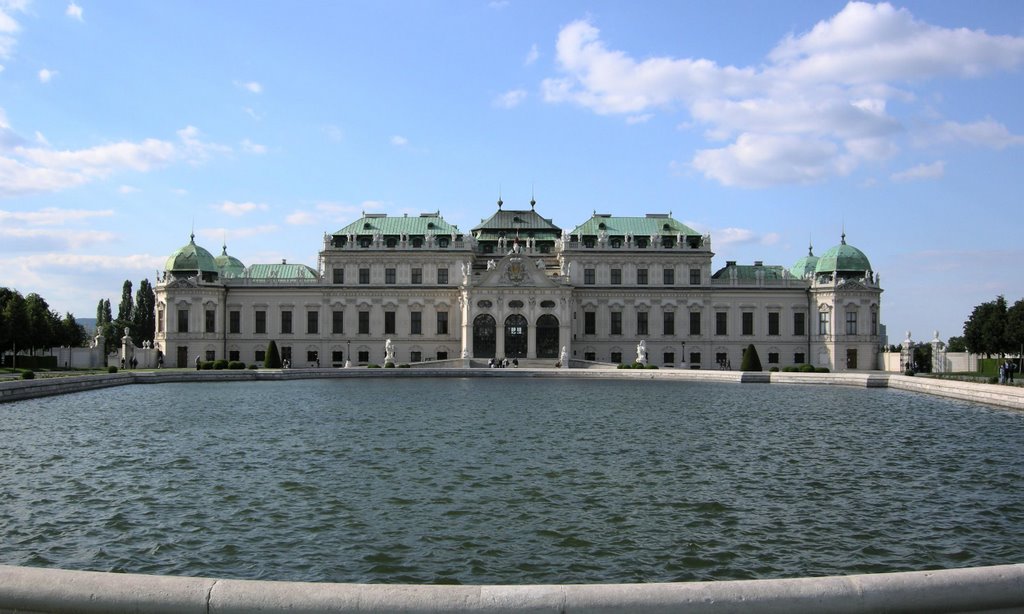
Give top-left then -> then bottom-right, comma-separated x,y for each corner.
155,199 -> 883,370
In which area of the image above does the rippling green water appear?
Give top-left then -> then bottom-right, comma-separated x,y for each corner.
1,378 -> 1022,584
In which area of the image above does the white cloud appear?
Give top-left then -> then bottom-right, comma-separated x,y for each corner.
38,68 -> 56,83
390,135 -> 409,147
0,226 -> 116,250
240,138 -> 267,154
0,1 -> 24,60
891,160 -> 944,182
626,114 -> 652,125
34,131 -> 48,146
198,225 -> 277,241
542,5 -> 1024,187
493,89 -> 527,109
235,80 -> 262,94
488,0 -> 509,9
66,2 -> 83,21
118,185 -> 138,194
286,210 -> 316,225
524,43 -> 539,66
0,207 -> 114,226
243,107 -> 262,121
214,201 -> 269,216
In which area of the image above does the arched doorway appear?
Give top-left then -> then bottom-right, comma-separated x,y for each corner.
473,314 -> 496,358
535,314 -> 559,359
504,314 -> 528,358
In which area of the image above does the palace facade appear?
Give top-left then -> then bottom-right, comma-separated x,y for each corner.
154,200 -> 883,370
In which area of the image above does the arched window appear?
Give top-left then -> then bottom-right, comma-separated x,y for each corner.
473,314 -> 496,358
536,314 -> 559,358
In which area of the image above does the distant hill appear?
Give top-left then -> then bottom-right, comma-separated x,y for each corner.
78,318 -> 97,335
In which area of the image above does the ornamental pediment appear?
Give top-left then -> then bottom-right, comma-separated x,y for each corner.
165,278 -> 198,289
476,253 -> 562,289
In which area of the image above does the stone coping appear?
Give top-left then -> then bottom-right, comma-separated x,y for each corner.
2,367 -> 1022,410
1,563 -> 1022,613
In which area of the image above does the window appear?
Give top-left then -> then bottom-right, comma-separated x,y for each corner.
611,311 -> 622,335
663,311 -> 675,335
205,309 -> 215,333
359,268 -> 370,284
716,312 -> 728,336
584,351 -> 596,361
689,351 -> 701,365
255,310 -> 266,334
384,311 -> 396,334
157,308 -> 164,333
768,352 -> 779,364
584,268 -> 595,285
872,310 -> 878,336
436,351 -> 448,360
663,352 -> 675,364
794,312 -> 806,336
611,351 -> 622,364
332,268 -> 344,284
411,268 -> 422,284
584,311 -> 596,335
610,268 -> 622,285
437,267 -> 449,285
689,312 -> 701,336
385,268 -> 396,284
307,351 -> 318,364
716,352 -> 728,368
437,311 -> 449,335
794,352 -> 806,364
358,311 -> 370,334
410,311 -> 422,334
229,310 -> 240,334
205,350 -> 216,361
307,310 -> 318,334
637,269 -> 648,285
742,312 -> 753,336
846,311 -> 858,335
768,312 -> 780,336
255,349 -> 266,363
819,311 -> 831,335
229,350 -> 239,362
690,268 -> 701,285
332,310 -> 344,334
663,268 -> 674,285
358,350 -> 369,363
410,351 -> 422,362
332,350 -> 344,364
637,312 -> 648,335
280,310 -> 292,334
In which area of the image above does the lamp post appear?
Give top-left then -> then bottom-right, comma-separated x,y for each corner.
346,339 -> 351,369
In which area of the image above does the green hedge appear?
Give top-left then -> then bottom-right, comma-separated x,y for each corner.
2,355 -> 58,369
228,361 -> 246,370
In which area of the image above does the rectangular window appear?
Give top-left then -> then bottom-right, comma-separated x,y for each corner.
584,351 -> 596,361
611,351 -> 622,364
768,352 -> 779,364
157,308 -> 165,333
307,351 -> 318,364
384,311 -> 396,334
794,312 -> 806,336
663,268 -> 674,285
584,311 -> 596,335
358,311 -> 370,334
768,312 -> 780,336
794,352 -> 806,364
307,310 -> 318,334
205,309 -> 216,333
332,350 -> 344,364
637,312 -> 648,335
637,268 -> 648,285
818,311 -> 831,335
437,267 -> 449,285
280,310 -> 292,334
436,311 -> 449,335
436,351 -> 447,360
872,311 -> 878,336
332,268 -> 344,284
228,350 -> 239,362
359,268 -> 370,284
229,310 -> 240,334
663,311 -> 675,336
584,268 -> 595,285
689,311 -> 701,336
255,310 -> 266,334
385,268 -> 396,284
716,352 -> 728,368
846,311 -> 858,335
411,268 -> 422,284
255,349 -> 266,363
610,268 -> 622,285
358,350 -> 369,363
716,312 -> 728,336
205,350 -> 216,362
410,351 -> 422,363
663,352 -> 675,364
411,311 -> 422,334
332,310 -> 344,334
611,311 -> 622,335
690,268 -> 701,285
689,351 -> 701,365
742,311 -> 753,336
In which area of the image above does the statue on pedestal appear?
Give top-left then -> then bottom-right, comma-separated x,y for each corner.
384,338 -> 395,365
636,339 -> 647,365
560,346 -> 568,369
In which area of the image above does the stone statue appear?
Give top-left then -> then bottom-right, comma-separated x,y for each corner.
636,339 -> 647,365
560,346 -> 568,369
487,259 -> 496,270
461,348 -> 469,359
536,259 -> 546,270
384,338 -> 395,364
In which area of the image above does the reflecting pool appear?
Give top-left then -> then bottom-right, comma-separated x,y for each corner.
1,378 -> 1022,584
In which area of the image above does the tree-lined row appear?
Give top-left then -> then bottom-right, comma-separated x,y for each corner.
961,295 -> 1024,357
0,288 -> 88,357
95,279 -> 155,354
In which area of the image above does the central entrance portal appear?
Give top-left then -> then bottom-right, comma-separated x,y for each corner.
504,314 -> 527,358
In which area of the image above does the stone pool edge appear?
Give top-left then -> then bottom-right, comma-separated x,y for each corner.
2,368 -> 1022,411
1,562 -> 1023,613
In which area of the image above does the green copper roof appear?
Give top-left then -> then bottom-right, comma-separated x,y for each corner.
165,235 -> 218,274
712,262 -> 788,281
568,214 -> 697,237
790,245 -> 819,279
215,244 -> 246,278
814,234 -> 872,274
472,206 -> 561,233
334,213 -> 460,236
246,262 -> 318,280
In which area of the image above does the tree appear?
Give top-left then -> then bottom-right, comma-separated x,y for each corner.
59,312 -> 88,348
115,280 -> 134,339
2,291 -> 29,366
946,336 -> 967,352
740,343 -> 762,372
24,293 -> 55,355
1005,299 -> 1024,357
265,340 -> 282,368
133,279 -> 156,344
963,296 -> 1009,357
96,298 -> 115,355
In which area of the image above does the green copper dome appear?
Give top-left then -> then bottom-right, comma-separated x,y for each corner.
790,244 -> 819,279
215,243 -> 246,278
165,234 -> 218,274
814,234 -> 872,275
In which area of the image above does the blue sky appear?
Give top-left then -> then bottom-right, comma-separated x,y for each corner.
1,1 -> 1023,344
